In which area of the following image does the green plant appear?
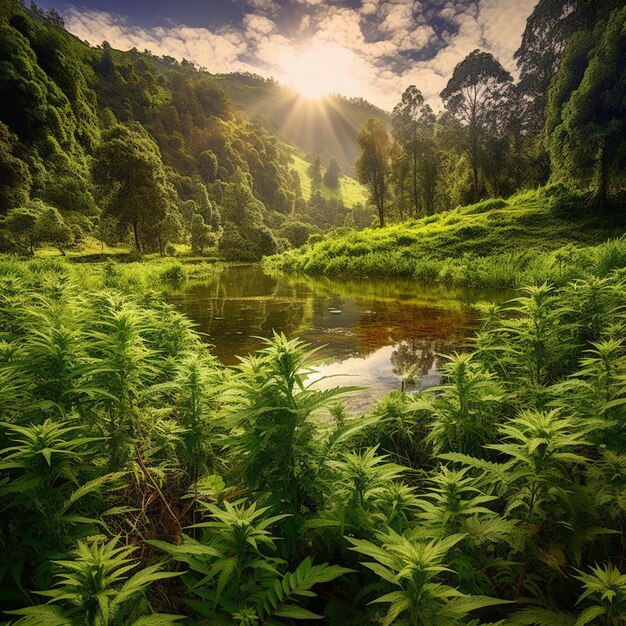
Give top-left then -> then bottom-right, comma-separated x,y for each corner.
8,538 -> 181,625
348,530 -> 509,625
412,352 -> 504,456
575,563 -> 626,625
149,499 -> 351,623
222,334 -> 354,543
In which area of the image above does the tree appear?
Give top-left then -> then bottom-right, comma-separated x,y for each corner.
392,86 -> 437,216
92,124 -> 171,251
440,50 -> 513,202
545,7 -> 626,208
34,205 -> 73,255
95,44 -> 116,78
217,172 -> 278,261
5,205 -> 38,254
514,0 -> 622,134
189,213 -> 214,254
145,209 -> 183,255
279,220 -> 318,248
308,155 -> 322,191
198,150 -> 218,184
323,157 -> 341,189
0,122 -> 31,214
356,118 -> 391,227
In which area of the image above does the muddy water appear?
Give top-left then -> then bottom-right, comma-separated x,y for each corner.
166,264 -> 509,411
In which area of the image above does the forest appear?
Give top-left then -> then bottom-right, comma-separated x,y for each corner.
1,0 -> 626,624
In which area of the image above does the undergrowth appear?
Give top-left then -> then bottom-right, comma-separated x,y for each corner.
2,259 -> 626,624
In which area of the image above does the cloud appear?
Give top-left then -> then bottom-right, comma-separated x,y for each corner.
62,0 -> 538,110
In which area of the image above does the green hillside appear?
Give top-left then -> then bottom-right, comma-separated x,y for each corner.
288,151 -> 367,208
216,72 -> 390,176
0,4 -> 367,260
265,186 -> 626,287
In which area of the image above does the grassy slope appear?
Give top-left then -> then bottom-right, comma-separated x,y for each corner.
289,152 -> 368,209
265,189 -> 626,288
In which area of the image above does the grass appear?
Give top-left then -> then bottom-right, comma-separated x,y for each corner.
0,255 -> 222,295
265,186 -> 626,288
289,151 -> 368,208
33,236 -> 221,264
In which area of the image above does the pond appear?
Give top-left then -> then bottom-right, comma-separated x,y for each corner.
166,264 -> 509,411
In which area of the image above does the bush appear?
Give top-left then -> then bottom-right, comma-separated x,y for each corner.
160,261 -> 187,284
543,184 -> 592,218
594,238 -> 626,276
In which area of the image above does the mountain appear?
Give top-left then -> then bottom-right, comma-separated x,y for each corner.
215,72 -> 391,176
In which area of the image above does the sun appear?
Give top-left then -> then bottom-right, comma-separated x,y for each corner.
283,45 -> 357,99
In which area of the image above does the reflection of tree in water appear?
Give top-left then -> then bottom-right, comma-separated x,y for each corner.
390,336 -> 464,379
260,301 -> 307,334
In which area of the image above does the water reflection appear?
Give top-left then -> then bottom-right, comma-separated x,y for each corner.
166,264 -> 508,409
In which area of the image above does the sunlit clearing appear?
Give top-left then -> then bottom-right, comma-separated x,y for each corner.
283,45 -> 358,99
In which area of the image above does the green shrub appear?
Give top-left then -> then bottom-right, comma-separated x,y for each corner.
160,261 -> 187,284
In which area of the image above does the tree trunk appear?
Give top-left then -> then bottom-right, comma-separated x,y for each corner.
376,182 -> 385,228
132,221 -> 141,252
412,133 -> 419,217
471,126 -> 479,203
597,138 -> 608,211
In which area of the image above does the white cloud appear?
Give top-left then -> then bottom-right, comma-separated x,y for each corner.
63,0 -> 538,111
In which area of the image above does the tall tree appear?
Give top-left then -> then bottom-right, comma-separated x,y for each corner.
189,213 -> 214,254
515,0 -> 622,134
392,86 -> 437,216
308,155 -> 322,191
545,7 -> 626,208
323,157 -> 341,189
356,118 -> 390,227
440,50 -> 513,203
93,124 -> 171,251
34,205 -> 73,255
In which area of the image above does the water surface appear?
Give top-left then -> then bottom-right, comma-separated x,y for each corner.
167,265 -> 508,410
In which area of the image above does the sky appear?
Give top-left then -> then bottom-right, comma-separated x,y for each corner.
34,0 -> 539,111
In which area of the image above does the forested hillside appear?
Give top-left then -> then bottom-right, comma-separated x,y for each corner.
217,72 -> 391,177
0,1 -> 369,260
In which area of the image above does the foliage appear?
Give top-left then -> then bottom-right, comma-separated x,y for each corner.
440,49 -> 513,203
545,7 -> 626,206
34,205 -> 73,254
8,539 -> 182,626
265,186 -> 626,287
323,157 -> 341,189
356,118 -> 391,227
2,259 -> 626,624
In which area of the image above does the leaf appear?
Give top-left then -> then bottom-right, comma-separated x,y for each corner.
129,615 -> 186,625
273,605 -> 324,619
